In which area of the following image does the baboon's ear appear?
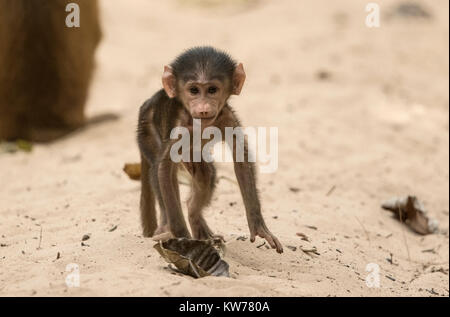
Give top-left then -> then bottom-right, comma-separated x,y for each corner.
162,65 -> 176,98
232,63 -> 246,95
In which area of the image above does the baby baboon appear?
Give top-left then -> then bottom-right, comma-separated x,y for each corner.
137,47 -> 283,253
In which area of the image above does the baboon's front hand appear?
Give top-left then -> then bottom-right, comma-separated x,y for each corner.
250,223 -> 283,254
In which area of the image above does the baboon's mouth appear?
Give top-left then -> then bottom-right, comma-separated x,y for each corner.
193,115 -> 215,120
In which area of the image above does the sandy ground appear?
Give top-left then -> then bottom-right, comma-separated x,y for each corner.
0,0 -> 449,297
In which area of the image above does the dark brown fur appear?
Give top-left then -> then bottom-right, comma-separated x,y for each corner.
0,0 -> 101,141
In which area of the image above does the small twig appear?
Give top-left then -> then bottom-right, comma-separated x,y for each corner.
256,241 -> 266,248
399,207 -> 411,262
386,253 -> 397,265
326,185 -> 336,196
426,288 -> 439,296
385,275 -> 396,282
355,216 -> 370,244
37,225 -> 42,250
296,232 -> 310,242
300,246 -> 320,256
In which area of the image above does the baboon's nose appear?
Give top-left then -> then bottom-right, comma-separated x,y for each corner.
199,110 -> 212,118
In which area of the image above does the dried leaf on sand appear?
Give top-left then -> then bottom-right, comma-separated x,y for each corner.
123,162 -> 192,185
123,163 -> 141,180
381,195 -> 438,235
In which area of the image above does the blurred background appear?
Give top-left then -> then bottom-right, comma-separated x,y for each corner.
0,0 -> 448,296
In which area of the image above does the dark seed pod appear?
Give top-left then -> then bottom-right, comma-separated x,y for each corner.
154,238 -> 229,278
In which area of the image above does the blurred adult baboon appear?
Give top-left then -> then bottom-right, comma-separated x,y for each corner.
0,0 -> 101,142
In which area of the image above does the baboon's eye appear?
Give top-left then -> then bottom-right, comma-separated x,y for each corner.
189,87 -> 199,95
208,86 -> 218,94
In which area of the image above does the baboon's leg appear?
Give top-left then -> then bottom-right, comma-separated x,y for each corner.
140,156 -> 157,237
186,162 -> 218,240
